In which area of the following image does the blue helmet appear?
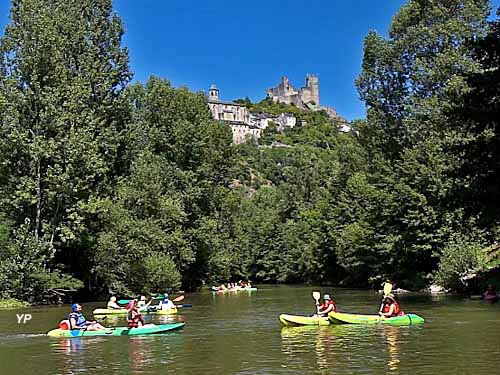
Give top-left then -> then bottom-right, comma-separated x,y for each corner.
71,303 -> 79,312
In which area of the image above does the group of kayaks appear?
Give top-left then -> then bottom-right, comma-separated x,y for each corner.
92,307 -> 179,316
47,295 -> 188,338
211,286 -> 258,293
279,311 -> 425,327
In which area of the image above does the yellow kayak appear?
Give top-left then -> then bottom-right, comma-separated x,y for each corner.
93,307 -> 178,316
279,314 -> 330,326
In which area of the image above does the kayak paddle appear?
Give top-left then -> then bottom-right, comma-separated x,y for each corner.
384,282 -> 393,296
312,291 -> 321,315
379,281 -> 393,313
175,303 -> 192,308
172,295 -> 185,302
83,316 -> 107,333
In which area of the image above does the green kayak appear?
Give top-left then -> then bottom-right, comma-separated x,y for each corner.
328,312 -> 424,325
47,322 -> 185,337
279,314 -> 330,326
92,307 -> 178,315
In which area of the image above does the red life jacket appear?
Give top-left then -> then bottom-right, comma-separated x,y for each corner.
127,308 -> 144,328
320,300 -> 336,312
382,301 -> 400,317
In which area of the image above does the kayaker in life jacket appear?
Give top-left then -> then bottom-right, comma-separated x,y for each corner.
106,296 -> 123,310
158,294 -> 175,311
379,294 -> 401,318
67,303 -> 106,331
127,300 -> 145,328
137,295 -> 153,309
317,294 -> 336,317
481,285 -> 499,301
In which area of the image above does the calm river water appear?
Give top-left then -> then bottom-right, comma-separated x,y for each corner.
0,286 -> 499,374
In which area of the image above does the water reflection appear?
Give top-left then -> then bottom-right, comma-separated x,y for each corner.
52,337 -> 87,374
380,326 -> 401,371
280,325 -> 338,372
280,323 -> 406,373
315,326 -> 336,371
128,337 -> 153,374
50,333 -> 184,375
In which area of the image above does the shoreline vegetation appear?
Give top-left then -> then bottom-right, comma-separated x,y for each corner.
0,0 -> 499,304
0,299 -> 30,309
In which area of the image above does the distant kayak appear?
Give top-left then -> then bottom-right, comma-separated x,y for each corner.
481,294 -> 499,302
93,307 -> 178,315
211,287 -> 257,293
279,314 -> 330,326
329,312 -> 424,325
47,322 -> 185,337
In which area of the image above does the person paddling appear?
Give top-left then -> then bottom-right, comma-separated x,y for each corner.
379,294 -> 401,318
68,304 -> 106,331
480,285 -> 499,301
137,295 -> 153,309
127,300 -> 145,328
316,294 -> 336,317
158,294 -> 176,311
106,296 -> 123,310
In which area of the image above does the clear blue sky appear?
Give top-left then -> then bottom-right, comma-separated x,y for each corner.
0,1 -> 499,120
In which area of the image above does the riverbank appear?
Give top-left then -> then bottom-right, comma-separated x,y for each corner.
0,298 -> 29,309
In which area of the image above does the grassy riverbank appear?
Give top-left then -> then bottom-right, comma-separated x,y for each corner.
0,298 -> 29,309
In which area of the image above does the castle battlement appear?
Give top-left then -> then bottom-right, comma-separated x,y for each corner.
267,75 -> 319,108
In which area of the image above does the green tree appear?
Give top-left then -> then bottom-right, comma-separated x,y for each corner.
357,0 -> 490,152
95,77 -> 236,292
0,0 -> 131,301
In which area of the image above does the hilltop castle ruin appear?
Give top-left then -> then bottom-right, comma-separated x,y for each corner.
267,75 -> 345,122
267,75 -> 320,109
207,75 -> 348,144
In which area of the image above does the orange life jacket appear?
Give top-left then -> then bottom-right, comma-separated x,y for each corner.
382,301 -> 400,317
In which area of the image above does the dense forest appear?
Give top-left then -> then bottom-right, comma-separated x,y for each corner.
0,0 -> 499,303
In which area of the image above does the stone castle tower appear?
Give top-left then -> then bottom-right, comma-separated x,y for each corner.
305,74 -> 319,106
267,74 -> 320,108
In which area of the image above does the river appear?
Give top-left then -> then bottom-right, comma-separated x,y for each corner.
0,286 -> 499,374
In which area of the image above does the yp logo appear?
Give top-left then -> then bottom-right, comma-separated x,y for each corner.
16,313 -> 32,324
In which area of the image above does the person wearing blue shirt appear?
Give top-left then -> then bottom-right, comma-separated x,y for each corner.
67,304 -> 106,331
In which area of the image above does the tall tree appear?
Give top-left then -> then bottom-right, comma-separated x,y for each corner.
357,0 -> 490,152
451,8 -> 500,228
0,0 -> 131,300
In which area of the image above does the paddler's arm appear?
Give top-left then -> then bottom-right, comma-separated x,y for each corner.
69,316 -> 87,329
379,304 -> 395,318
323,304 -> 334,314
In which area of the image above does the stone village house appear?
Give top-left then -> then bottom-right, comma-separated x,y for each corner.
206,75 -> 347,144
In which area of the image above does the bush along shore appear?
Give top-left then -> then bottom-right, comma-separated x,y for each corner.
0,299 -> 30,309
